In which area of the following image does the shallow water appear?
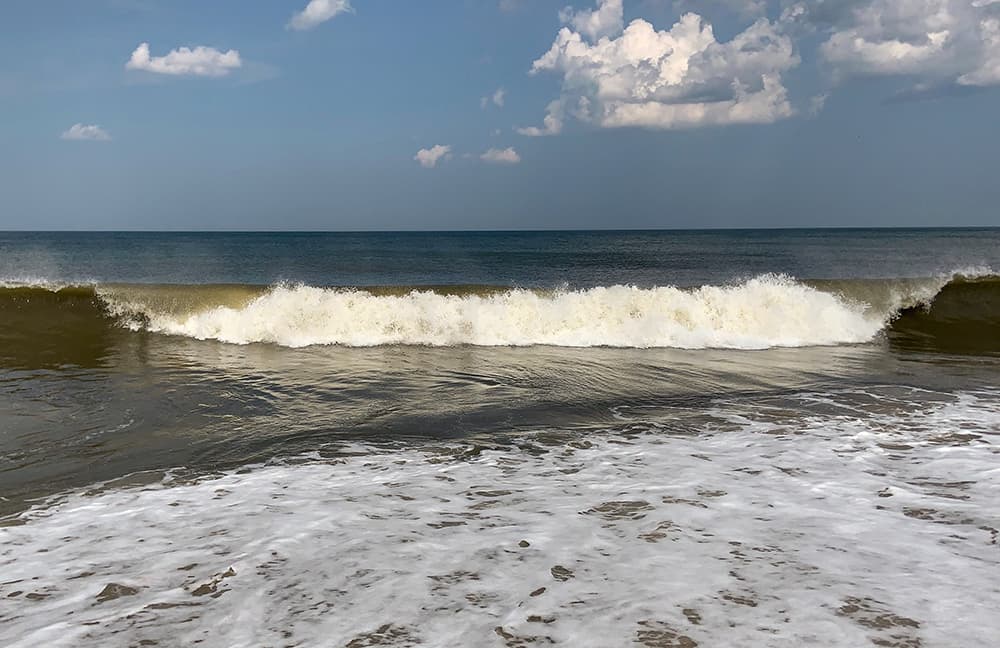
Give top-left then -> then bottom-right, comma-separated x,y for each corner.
3,386 -> 999,647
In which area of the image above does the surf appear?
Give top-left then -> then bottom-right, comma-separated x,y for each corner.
1,272 -> 997,359
120,276 -> 884,349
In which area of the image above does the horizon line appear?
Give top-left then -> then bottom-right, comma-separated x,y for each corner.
3,225 -> 999,234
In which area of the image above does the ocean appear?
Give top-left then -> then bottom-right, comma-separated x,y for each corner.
1,229 -> 998,647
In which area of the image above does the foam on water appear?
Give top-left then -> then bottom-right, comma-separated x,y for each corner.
128,275 -> 890,349
2,388 -> 998,647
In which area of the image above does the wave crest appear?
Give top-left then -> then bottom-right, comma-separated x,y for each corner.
128,276 -> 884,349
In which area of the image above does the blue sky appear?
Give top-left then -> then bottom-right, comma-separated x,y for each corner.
1,0 -> 999,230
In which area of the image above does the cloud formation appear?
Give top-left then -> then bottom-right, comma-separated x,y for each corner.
799,0 -> 1000,88
480,147 -> 521,164
126,42 -> 241,77
414,145 -> 452,168
289,0 -> 354,31
60,124 -> 111,141
522,0 -> 799,132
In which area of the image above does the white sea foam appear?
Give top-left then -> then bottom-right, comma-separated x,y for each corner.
0,277 -> 81,290
126,275 -> 892,349
2,388 -> 998,647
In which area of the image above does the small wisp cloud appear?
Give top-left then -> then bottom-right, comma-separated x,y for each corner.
126,42 -> 242,77
61,124 -> 111,141
481,147 -> 521,164
414,145 -> 452,168
289,0 -> 354,31
481,87 -> 506,109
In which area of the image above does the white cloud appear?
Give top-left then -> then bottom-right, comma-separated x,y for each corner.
818,1 -> 956,76
480,147 -> 521,164
559,0 -> 623,41
60,123 -> 111,141
126,42 -> 241,77
516,100 -> 564,136
522,2 -> 799,132
958,17 -> 1000,85
807,0 -> 1000,88
599,75 -> 793,129
289,0 -> 353,31
414,144 -> 452,168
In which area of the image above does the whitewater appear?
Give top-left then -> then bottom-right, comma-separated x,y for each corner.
98,274 -> 941,349
2,388 -> 998,647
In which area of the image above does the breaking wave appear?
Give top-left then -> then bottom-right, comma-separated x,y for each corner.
1,272 -> 997,359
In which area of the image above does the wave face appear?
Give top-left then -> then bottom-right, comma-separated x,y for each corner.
0,285 -> 116,368
887,274 -> 1000,354
1,273 -> 998,359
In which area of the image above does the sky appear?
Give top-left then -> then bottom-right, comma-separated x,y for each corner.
1,0 -> 999,230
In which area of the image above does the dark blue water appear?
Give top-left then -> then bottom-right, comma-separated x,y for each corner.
2,229 -> 998,286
